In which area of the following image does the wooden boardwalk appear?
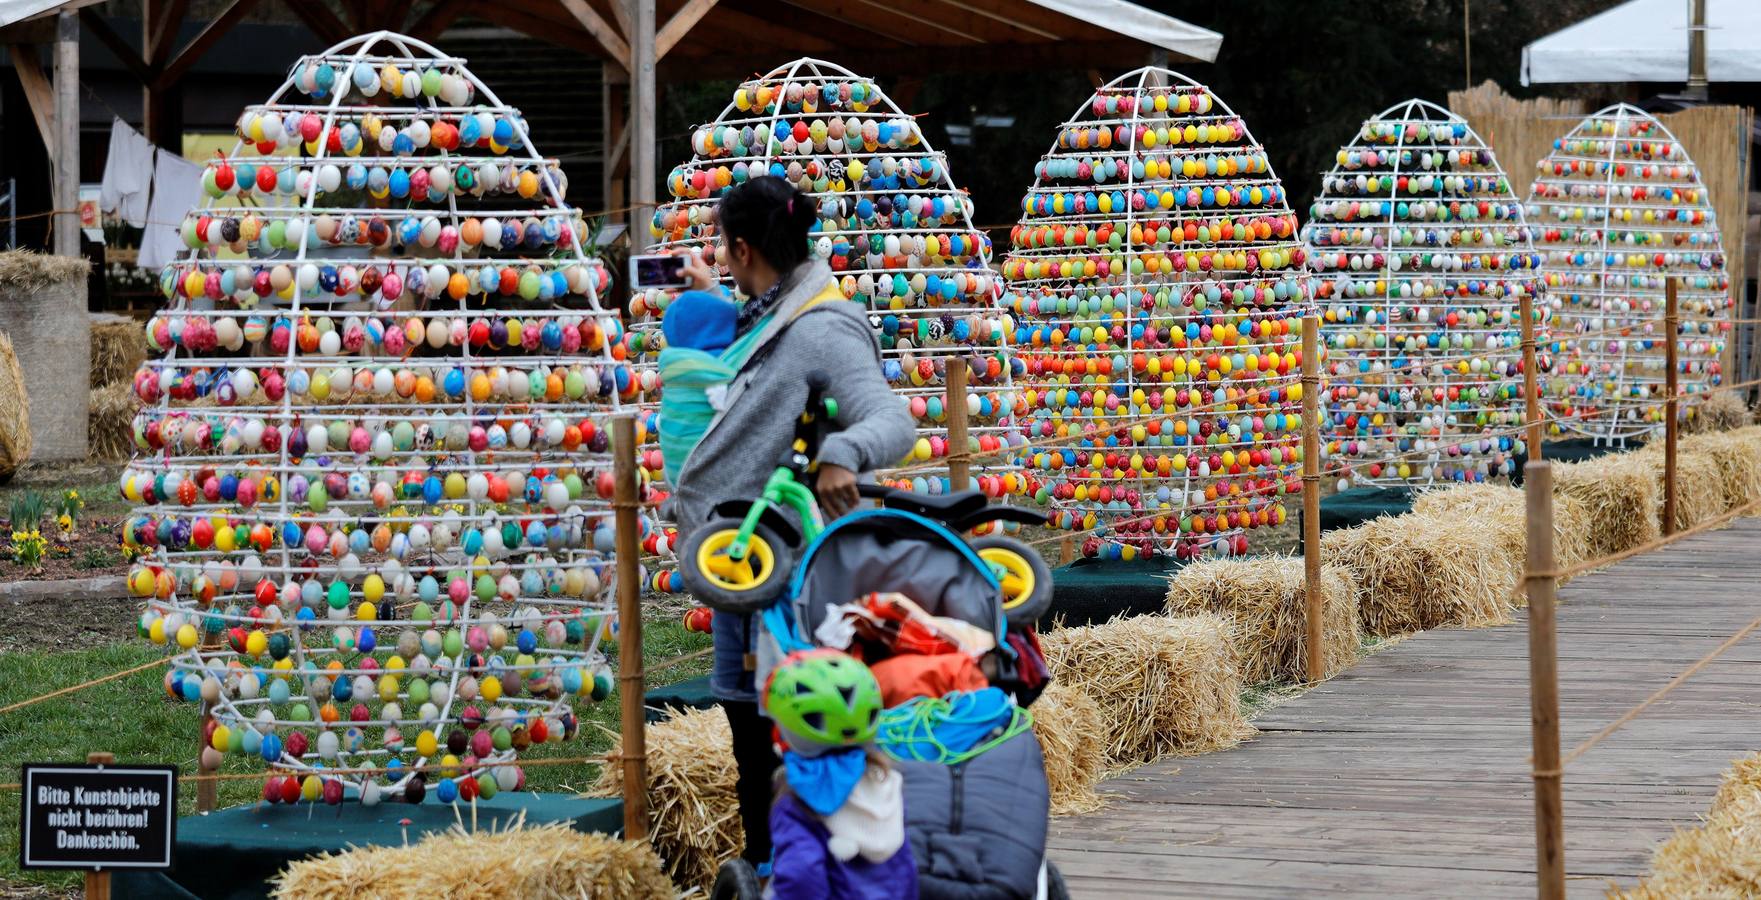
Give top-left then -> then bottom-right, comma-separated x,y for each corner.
1050,516 -> 1761,898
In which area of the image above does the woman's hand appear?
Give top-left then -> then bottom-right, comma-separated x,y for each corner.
678,253 -> 718,292
815,464 -> 861,519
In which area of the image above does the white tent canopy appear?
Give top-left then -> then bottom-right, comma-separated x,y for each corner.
1028,0 -> 1223,62
1523,0 -> 1761,84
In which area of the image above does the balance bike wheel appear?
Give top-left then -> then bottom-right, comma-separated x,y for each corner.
971,535 -> 1054,627
711,859 -> 763,900
679,516 -> 794,612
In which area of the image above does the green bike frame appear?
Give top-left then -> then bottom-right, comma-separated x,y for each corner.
722,389 -> 839,562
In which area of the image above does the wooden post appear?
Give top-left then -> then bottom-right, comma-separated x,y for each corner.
52,11 -> 79,258
628,0 -> 656,252
1300,315 -> 1323,682
1520,293 -> 1543,462
195,703 -> 217,813
84,751 -> 114,900
945,357 -> 970,493
1523,460 -> 1565,900
1059,536 -> 1077,565
611,415 -> 648,841
1663,279 -> 1680,536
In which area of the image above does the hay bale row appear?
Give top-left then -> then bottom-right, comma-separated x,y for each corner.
590,705 -> 741,892
1040,613 -> 1250,769
1165,557 -> 1359,683
270,817 -> 674,899
1683,391 -> 1753,435
90,313 -> 146,390
1631,443 -> 1727,532
0,328 -> 28,480
88,383 -> 139,461
1608,751 -> 1761,898
1031,681 -> 1106,815
1679,428 -> 1761,513
1412,483 -> 1594,584
1321,516 -> 1516,637
1553,452 -> 1663,561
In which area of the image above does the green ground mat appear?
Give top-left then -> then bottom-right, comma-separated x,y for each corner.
646,674 -> 717,721
111,792 -> 623,899
1045,555 -> 1185,626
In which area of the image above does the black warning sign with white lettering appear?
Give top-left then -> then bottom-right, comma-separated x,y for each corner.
19,764 -> 176,870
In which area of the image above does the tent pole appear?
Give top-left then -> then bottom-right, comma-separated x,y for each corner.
1687,0 -> 1708,98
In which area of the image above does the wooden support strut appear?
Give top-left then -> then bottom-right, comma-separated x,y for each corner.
1664,279 -> 1680,537
85,752 -> 115,900
53,10 -> 78,258
1300,316 -> 1323,682
1520,293 -> 1543,462
627,0 -> 656,253
611,415 -> 648,841
945,356 -> 970,493
1523,460 -> 1564,900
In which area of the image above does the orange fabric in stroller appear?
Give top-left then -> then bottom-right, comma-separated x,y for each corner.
869,653 -> 989,708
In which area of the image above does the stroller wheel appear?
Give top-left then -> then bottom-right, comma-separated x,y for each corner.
1042,860 -> 1071,900
971,536 -> 1055,627
711,859 -> 763,900
680,517 -> 795,612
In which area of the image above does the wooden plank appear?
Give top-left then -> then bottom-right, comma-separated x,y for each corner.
283,0 -> 354,44
1051,516 -> 1761,896
557,0 -> 631,65
154,0 -> 259,89
7,42 -> 55,157
654,0 -> 715,59
406,0 -> 468,41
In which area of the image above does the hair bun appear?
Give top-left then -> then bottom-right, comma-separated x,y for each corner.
789,192 -> 818,227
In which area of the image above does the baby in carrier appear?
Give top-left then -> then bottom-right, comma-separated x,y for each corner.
657,289 -> 740,484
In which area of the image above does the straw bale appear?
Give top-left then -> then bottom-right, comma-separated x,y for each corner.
589,705 -> 740,891
88,383 -> 139,461
1554,453 -> 1662,560
89,314 -> 146,389
1039,614 -> 1250,770
1321,515 -> 1515,637
0,329 -> 29,479
270,816 -> 673,900
0,250 -> 89,293
1631,443 -> 1727,530
1608,752 -> 1761,899
1685,391 -> 1753,435
1031,681 -> 1106,815
1412,483 -> 1594,581
1164,556 -> 1358,683
1681,429 -> 1761,513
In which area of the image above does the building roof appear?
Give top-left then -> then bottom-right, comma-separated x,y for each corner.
1522,0 -> 1761,84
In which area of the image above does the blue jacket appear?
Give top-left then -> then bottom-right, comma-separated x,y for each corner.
769,793 -> 918,900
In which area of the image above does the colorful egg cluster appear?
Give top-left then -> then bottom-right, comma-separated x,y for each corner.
1003,68 -> 1311,560
1305,100 -> 1545,488
1527,104 -> 1731,441
127,33 -> 649,804
636,58 -> 1022,501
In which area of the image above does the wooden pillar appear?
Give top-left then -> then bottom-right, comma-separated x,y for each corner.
84,752 -> 115,900
1663,279 -> 1680,536
628,0 -> 655,253
52,11 -> 79,258
1523,460 -> 1564,900
1521,293 -> 1543,461
611,415 -> 648,840
1300,316 -> 1323,682
945,357 -> 970,493
601,61 -> 628,218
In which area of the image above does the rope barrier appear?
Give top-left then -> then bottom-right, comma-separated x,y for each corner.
0,752 -> 612,793
0,656 -> 172,716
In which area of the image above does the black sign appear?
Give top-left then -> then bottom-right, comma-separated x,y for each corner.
19,764 -> 176,871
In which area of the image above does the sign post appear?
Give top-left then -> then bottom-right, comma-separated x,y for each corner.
19,753 -> 176,899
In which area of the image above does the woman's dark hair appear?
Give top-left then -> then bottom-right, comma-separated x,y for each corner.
718,175 -> 818,271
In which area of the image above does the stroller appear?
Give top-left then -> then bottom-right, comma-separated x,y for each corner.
679,377 -> 1069,900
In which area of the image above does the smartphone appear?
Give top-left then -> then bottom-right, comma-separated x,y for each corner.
629,254 -> 689,290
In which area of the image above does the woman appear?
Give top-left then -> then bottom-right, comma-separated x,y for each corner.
666,175 -> 915,873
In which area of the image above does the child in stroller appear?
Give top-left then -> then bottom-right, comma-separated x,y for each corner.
680,378 -> 1070,900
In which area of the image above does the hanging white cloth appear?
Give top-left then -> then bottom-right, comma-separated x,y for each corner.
137,148 -> 203,271
97,118 -> 155,228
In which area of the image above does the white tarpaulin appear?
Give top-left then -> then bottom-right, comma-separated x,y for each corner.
1027,0 -> 1223,62
1523,0 -> 1761,84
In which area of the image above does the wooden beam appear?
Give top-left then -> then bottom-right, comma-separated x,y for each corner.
144,0 -> 188,66
406,0 -> 468,40
472,4 -> 605,56
926,0 -> 1058,39
669,5 -> 839,56
661,37 -> 1148,80
77,10 -> 149,82
557,0 -> 630,65
770,0 -> 932,46
655,0 -> 716,59
8,43 -> 56,157
154,0 -> 260,89
605,0 -> 631,45
284,0 -> 353,44
53,11 -> 79,258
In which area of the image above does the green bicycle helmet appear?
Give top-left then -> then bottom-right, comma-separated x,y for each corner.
762,649 -> 883,748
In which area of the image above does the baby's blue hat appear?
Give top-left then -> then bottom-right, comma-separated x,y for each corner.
662,289 -> 738,353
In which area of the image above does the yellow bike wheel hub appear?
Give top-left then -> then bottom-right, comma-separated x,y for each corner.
695,529 -> 777,592
979,547 -> 1036,610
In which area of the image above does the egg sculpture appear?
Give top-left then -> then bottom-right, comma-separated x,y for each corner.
634,58 -> 1023,523
1527,103 -> 1731,442
125,32 -> 641,804
1002,67 -> 1310,561
1306,99 -> 1546,488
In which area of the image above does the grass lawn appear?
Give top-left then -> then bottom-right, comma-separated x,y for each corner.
0,614 -> 711,894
